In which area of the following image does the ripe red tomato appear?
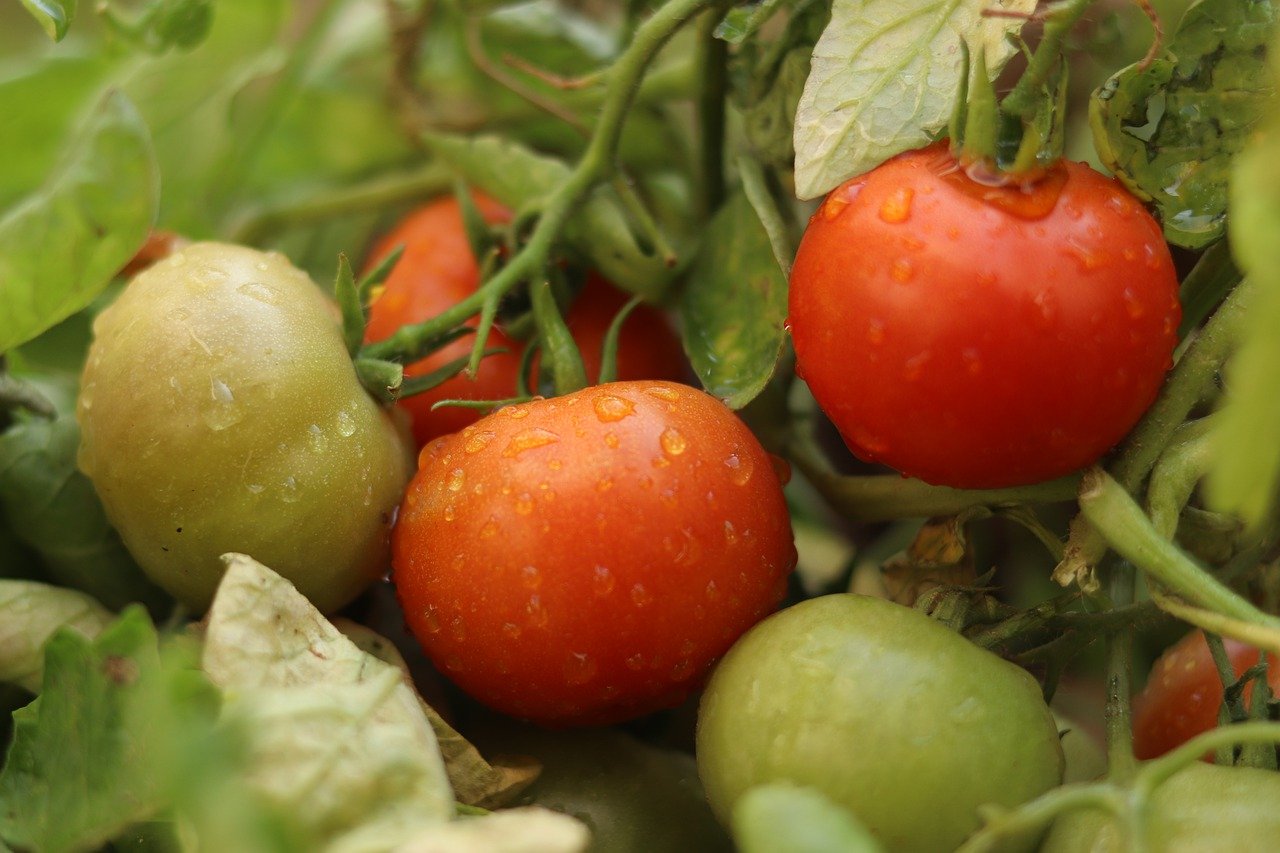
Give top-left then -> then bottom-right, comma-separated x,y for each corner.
788,142 -> 1181,488
391,380 -> 796,726
1133,630 -> 1280,760
364,197 -> 686,447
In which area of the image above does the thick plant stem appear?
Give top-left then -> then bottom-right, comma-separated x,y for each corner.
695,6 -> 729,218
1104,556 -> 1138,782
955,784 -> 1126,853
361,0 -> 716,369
1146,418 -> 1218,540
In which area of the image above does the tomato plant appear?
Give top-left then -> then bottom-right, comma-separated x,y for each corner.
76,242 -> 413,613
788,141 -> 1181,488
1133,630 -> 1280,760
364,196 -> 686,446
696,594 -> 1065,852
392,380 -> 795,726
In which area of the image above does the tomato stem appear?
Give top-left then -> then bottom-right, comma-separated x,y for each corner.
956,783 -> 1126,853
1001,0 -> 1095,118
1137,722 -> 1280,790
695,5 -> 730,219
1103,555 -> 1139,782
530,278 -> 588,395
1146,418 -> 1218,541
1176,241 -> 1242,347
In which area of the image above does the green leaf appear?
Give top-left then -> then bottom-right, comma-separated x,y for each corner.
0,415 -> 172,613
202,554 -> 455,849
731,784 -> 886,853
0,90 -> 158,355
792,0 -> 1035,200
0,608 -> 169,853
0,581 -> 111,693
716,0 -> 793,44
18,0 -> 75,40
1090,0 -> 1278,249
679,192 -> 788,409
1206,126 -> 1280,525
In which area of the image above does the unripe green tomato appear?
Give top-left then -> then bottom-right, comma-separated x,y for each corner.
696,594 -> 1064,853
471,723 -> 732,853
77,243 -> 412,613
1042,763 -> 1280,851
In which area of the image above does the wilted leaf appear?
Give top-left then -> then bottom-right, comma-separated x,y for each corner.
203,554 -> 454,850
0,90 -> 157,354
792,0 -> 1035,199
1091,0 -> 1278,248
680,191 -> 788,409
0,581 -> 111,692
731,784 -> 885,853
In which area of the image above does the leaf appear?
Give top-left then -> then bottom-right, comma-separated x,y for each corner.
731,783 -> 886,853
337,620 -> 540,810
19,0 -> 75,41
792,0 -> 1035,199
0,90 -> 158,354
716,0 -> 793,44
393,807 -> 589,853
0,608 -> 171,853
1207,124 -> 1280,525
679,192 -> 788,409
203,554 -> 455,850
0,415 -> 172,613
0,581 -> 111,692
1090,0 -> 1278,249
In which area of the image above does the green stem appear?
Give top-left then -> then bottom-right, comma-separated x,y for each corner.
530,279 -> 587,395
228,163 -> 453,245
1080,468 -> 1280,629
1138,722 -> 1280,790
738,156 -> 796,276
360,0 -> 715,370
1146,418 -> 1217,540
790,436 -> 1080,522
1002,0 -> 1095,117
955,784 -> 1126,853
1176,241 -> 1242,346
1104,555 -> 1139,782
695,6 -> 729,218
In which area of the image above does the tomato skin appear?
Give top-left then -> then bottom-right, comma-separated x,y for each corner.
77,243 -> 413,613
391,380 -> 795,726
696,594 -> 1064,853
1042,763 -> 1280,851
788,142 -> 1180,488
1133,630 -> 1280,760
364,198 -> 686,447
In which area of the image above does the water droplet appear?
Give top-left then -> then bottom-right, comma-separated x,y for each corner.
644,385 -> 680,402
464,431 -> 496,454
305,424 -> 327,453
593,565 -> 615,596
504,428 -> 559,457
671,659 -> 695,682
878,187 -> 914,223
1122,288 -> 1146,319
480,518 -> 498,538
724,521 -> 738,544
564,652 -> 597,685
505,406 -> 530,420
236,282 -> 279,305
548,459 -> 563,471
443,504 -> 456,522
706,581 -> 719,600
625,653 -> 645,671
502,622 -> 521,640
520,565 -> 541,589
593,394 -> 636,422
336,410 -> 357,437
903,350 -> 932,382
660,427 -> 688,457
890,258 -> 914,283
246,483 -> 265,494
1032,290 -> 1057,325
255,261 -> 270,272
279,476 -> 300,503
526,595 -> 548,628
449,616 -> 467,641
604,432 -> 620,449
447,468 -> 465,492
630,583 -> 652,607
724,452 -> 755,486
1065,237 -> 1106,271
866,318 -> 886,345
962,348 -> 983,375
204,378 -> 244,430
421,606 -> 442,634
652,456 -> 672,469
515,493 -> 535,515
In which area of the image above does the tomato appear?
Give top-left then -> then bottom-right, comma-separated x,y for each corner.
469,723 -> 732,852
392,380 -> 795,726
363,197 -> 686,446
695,594 -> 1064,853
1041,763 -> 1280,851
77,243 -> 413,613
787,141 -> 1180,488
1133,630 -> 1280,760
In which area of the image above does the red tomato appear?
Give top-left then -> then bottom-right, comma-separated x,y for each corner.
364,197 -> 686,446
1133,630 -> 1280,760
391,380 -> 796,726
788,142 -> 1181,488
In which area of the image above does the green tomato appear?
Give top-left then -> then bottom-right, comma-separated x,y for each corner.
1042,763 -> 1280,852
1057,714 -> 1108,784
696,594 -> 1064,853
76,243 -> 412,613
471,724 -> 732,853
